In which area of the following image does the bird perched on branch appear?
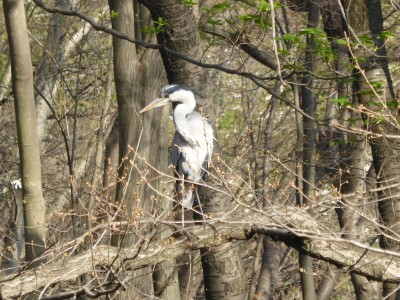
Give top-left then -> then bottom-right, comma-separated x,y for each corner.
140,84 -> 214,225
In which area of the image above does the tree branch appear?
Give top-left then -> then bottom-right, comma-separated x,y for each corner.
31,0 -> 279,82
1,207 -> 400,299
200,24 -> 278,71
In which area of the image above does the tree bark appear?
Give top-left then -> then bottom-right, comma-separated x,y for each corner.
146,2 -> 246,299
3,0 -> 47,266
146,0 -> 210,112
108,0 -> 171,298
35,0 -> 69,147
0,59 -> 11,102
253,82 -> 285,300
359,67 -> 400,300
336,105 -> 381,300
254,239 -> 285,300
299,2 -> 320,299
109,1 -> 152,298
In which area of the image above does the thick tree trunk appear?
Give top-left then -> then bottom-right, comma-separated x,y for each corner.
109,1 -> 152,298
199,189 -> 247,300
201,242 -> 246,300
108,1 -> 171,299
146,0 -> 210,111
3,0 -> 46,265
146,2 -> 245,299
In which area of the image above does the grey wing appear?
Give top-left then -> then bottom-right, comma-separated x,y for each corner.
170,136 -> 179,172
171,132 -> 188,177
171,133 -> 194,207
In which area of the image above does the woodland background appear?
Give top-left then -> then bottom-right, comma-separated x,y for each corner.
0,0 -> 400,299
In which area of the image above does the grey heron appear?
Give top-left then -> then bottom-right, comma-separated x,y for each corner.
140,84 -> 214,224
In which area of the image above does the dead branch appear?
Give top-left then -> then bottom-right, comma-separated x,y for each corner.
1,206 -> 400,299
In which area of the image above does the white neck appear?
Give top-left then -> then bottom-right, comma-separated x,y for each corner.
173,101 -> 196,145
173,104 -> 192,140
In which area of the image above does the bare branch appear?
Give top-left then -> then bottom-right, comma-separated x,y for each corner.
1,207 -> 400,298
31,0 -> 279,82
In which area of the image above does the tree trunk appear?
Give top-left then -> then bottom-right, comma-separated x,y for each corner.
0,189 -> 24,276
108,0 -> 171,298
254,239 -> 285,300
35,0 -> 69,147
362,1 -> 399,297
109,1 -> 152,298
335,104 -> 381,300
146,0 -> 210,112
146,2 -> 246,299
299,2 -> 320,299
0,59 -> 11,102
3,0 -> 46,266
252,83 -> 285,300
359,68 -> 400,300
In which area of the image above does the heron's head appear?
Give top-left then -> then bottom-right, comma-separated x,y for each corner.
140,84 -> 196,113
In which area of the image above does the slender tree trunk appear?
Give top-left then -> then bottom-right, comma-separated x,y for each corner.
335,103 -> 381,300
3,0 -> 46,265
299,2 -> 320,299
35,0 -> 69,147
0,59 -> 11,102
254,239 -> 285,300
359,68 -> 400,300
0,189 -> 24,276
363,2 -> 398,296
252,83 -> 285,300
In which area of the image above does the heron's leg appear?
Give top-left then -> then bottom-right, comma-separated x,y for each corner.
181,205 -> 185,228
194,188 -> 205,225
180,176 -> 185,228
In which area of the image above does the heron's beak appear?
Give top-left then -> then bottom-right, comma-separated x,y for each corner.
140,97 -> 170,113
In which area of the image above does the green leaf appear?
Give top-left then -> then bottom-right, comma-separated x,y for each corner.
375,115 -> 385,123
370,81 -> 383,89
110,10 -> 119,20
181,0 -> 197,6
358,35 -> 374,45
342,77 -> 356,84
281,33 -> 300,43
299,27 -> 325,36
208,2 -> 229,13
207,19 -> 224,25
331,96 -> 352,107
143,17 -> 169,34
370,101 -> 381,107
258,0 -> 270,11
255,16 -> 270,30
378,31 -> 394,39
359,90 -> 374,96
347,117 -> 361,125
239,14 -> 258,22
336,38 -> 347,45
387,99 -> 399,109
